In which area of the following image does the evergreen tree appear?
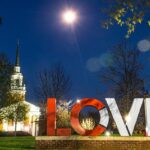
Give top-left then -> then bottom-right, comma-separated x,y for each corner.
0,53 -> 13,108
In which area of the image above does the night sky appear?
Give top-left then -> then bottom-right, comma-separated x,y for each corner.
0,0 -> 150,103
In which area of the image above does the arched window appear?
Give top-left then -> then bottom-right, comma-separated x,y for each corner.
16,79 -> 20,86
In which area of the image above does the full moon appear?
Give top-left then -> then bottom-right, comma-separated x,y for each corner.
62,9 -> 77,25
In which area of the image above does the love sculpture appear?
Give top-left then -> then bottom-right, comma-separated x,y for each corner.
47,98 -> 150,136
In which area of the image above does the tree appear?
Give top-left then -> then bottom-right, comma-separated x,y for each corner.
56,100 -> 72,128
79,109 -> 100,130
35,63 -> 72,102
35,63 -> 72,135
0,53 -> 13,108
99,42 -> 146,131
101,0 -> 150,37
0,93 -> 29,136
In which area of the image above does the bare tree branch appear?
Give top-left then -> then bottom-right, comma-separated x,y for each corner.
100,42 -> 146,110
34,63 -> 72,102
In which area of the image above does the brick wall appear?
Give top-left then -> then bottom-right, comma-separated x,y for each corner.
36,136 -> 150,150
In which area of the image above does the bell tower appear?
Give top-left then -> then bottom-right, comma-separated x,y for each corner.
10,41 -> 26,99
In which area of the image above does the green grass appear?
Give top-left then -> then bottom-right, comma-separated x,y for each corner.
0,136 -> 35,150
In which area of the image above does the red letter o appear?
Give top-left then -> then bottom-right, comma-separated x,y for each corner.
71,98 -> 108,136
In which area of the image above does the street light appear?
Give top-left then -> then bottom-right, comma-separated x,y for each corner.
125,114 -> 131,122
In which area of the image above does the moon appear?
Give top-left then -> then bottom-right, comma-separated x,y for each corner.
62,9 -> 78,25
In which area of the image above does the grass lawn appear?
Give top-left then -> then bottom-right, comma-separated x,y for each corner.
0,136 -> 35,150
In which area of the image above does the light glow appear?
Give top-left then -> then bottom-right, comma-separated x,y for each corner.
24,126 -> 29,132
62,9 -> 77,25
137,39 -> 150,52
76,99 -> 80,103
125,114 -> 131,122
8,126 -> 14,131
105,131 -> 111,136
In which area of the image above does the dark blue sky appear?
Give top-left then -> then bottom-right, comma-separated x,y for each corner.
0,0 -> 150,102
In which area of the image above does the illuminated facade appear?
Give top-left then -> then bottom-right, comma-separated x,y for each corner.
0,42 -> 40,136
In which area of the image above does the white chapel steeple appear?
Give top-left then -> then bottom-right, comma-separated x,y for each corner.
10,41 -> 26,99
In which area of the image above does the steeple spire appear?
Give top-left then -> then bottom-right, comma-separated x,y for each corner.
15,40 -> 20,66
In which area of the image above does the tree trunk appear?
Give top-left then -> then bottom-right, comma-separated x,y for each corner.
14,119 -> 17,136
